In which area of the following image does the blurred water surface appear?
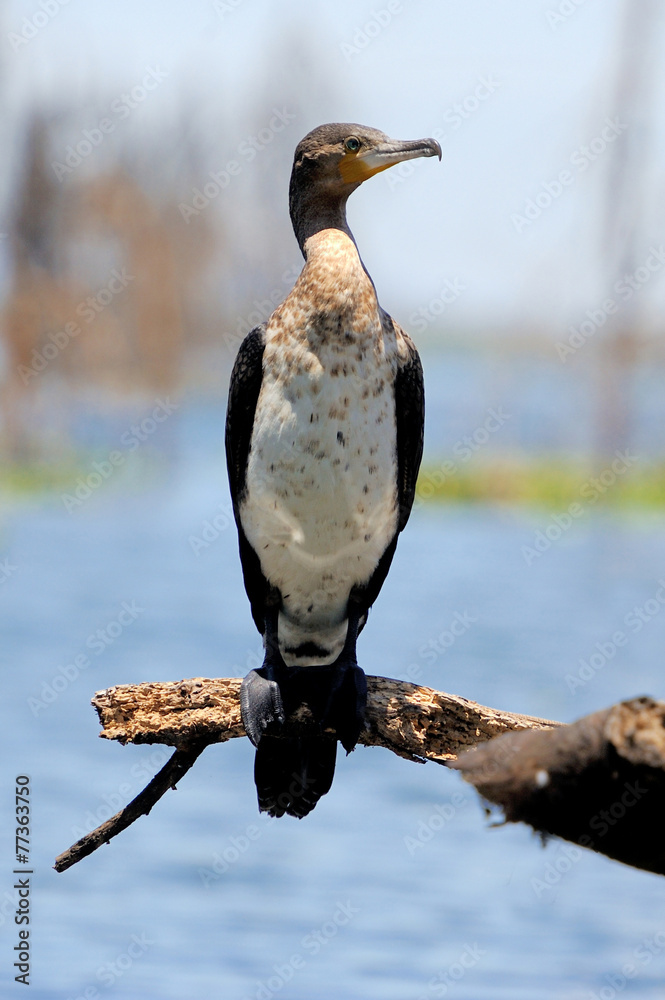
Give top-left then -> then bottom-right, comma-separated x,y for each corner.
2,3 -> 665,994
1,408 -> 665,1000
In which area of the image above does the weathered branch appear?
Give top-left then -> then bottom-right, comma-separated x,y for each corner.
450,696 -> 665,876
55,676 -> 665,878
88,675 -> 559,762
54,676 -> 557,872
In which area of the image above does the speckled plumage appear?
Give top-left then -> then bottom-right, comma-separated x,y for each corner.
241,228 -> 415,664
225,123 -> 439,816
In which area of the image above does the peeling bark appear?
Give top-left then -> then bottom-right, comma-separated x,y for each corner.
55,677 -> 664,878
90,675 -> 558,761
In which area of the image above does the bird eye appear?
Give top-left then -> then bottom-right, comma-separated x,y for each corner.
344,136 -> 361,153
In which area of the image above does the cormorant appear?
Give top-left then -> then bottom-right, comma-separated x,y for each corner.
226,123 -> 441,817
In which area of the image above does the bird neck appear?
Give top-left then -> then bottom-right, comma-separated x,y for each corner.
296,228 -> 378,319
290,188 -> 355,256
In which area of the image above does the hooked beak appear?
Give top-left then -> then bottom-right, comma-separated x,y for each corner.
339,136 -> 442,184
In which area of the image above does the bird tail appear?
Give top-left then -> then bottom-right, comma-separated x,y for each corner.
254,735 -> 337,818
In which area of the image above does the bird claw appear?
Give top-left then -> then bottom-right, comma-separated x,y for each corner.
240,667 -> 286,747
322,660 -> 367,754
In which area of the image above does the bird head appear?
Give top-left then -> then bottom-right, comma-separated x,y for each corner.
289,123 -> 441,248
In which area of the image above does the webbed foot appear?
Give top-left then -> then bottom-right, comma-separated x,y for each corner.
240,662 -> 287,748
321,657 -> 367,753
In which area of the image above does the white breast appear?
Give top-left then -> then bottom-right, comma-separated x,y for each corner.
240,237 -> 402,663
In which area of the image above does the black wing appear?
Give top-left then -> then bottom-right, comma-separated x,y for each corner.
225,324 -> 270,633
393,324 -> 425,532
351,317 -> 425,617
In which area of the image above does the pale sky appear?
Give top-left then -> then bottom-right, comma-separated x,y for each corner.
3,0 -> 665,334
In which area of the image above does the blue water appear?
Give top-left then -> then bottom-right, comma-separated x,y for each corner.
2,430 -> 665,999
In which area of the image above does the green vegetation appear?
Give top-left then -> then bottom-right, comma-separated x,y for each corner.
3,456 -> 665,510
0,461 -> 83,496
416,459 -> 665,508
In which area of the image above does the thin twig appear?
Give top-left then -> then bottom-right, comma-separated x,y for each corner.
54,740 -> 209,873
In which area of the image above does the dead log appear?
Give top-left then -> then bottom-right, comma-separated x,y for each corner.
450,696 -> 665,876
54,677 -> 664,878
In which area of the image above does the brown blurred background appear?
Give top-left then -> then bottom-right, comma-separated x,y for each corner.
1,1 -> 665,493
